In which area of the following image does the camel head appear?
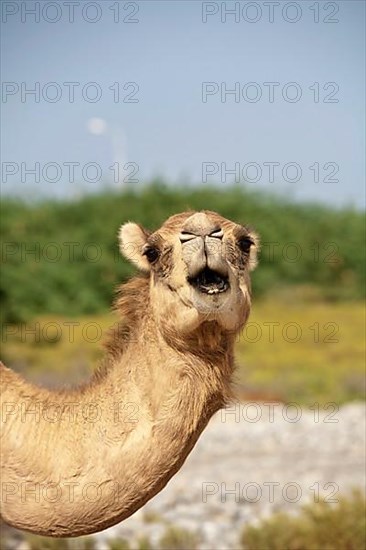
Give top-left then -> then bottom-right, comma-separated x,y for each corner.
119,211 -> 259,335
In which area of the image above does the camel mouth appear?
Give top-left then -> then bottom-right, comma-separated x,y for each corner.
188,267 -> 229,295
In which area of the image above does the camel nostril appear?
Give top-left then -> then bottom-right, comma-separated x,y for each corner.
209,229 -> 223,239
179,232 -> 199,243
180,227 -> 223,241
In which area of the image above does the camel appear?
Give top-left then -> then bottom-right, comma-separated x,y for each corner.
0,210 -> 259,537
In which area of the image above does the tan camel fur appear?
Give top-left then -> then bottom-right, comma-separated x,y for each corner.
0,210 -> 259,537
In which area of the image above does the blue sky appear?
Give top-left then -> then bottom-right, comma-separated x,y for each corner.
1,0 -> 365,207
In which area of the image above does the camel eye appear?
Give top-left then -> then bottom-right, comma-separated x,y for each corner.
238,236 -> 253,254
143,246 -> 160,264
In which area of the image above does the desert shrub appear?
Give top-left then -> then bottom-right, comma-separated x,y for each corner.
143,510 -> 164,524
107,536 -> 131,550
240,489 -> 366,550
23,535 -> 96,550
136,536 -> 154,550
159,525 -> 199,550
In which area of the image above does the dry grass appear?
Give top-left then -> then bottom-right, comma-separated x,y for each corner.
240,489 -> 366,550
235,294 -> 365,405
1,295 -> 364,404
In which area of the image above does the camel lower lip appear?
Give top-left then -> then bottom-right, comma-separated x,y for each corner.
189,268 -> 229,295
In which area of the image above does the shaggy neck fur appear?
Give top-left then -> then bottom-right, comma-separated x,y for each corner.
0,276 -> 243,537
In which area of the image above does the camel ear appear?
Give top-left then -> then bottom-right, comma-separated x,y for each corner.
247,230 -> 260,271
119,223 -> 151,272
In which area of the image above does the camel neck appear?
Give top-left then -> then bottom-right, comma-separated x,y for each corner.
1,308 -> 235,537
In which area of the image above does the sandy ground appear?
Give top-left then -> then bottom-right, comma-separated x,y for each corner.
2,402 -> 365,549
95,401 -> 366,549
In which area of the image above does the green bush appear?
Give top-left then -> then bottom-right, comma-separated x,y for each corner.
1,182 -> 365,323
240,490 -> 366,550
